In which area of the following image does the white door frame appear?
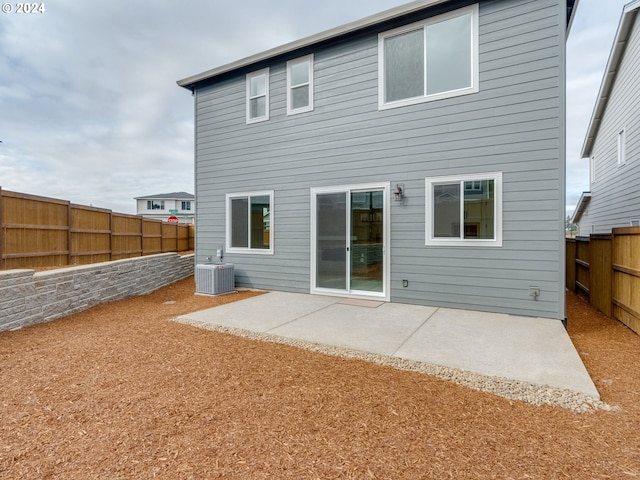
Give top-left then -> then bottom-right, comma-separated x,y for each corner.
310,182 -> 390,301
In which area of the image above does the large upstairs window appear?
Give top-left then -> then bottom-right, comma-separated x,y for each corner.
379,4 -> 478,109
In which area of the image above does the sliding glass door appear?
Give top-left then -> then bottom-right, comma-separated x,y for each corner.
312,184 -> 388,299
316,192 -> 348,290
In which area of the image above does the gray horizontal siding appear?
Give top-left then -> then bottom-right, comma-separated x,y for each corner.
583,12 -> 640,233
194,0 -> 565,318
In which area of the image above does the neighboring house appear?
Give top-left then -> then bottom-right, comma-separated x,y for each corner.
178,0 -> 578,320
572,0 -> 640,235
135,192 -> 195,224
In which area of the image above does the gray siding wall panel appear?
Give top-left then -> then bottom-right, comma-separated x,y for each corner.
194,0 -> 565,318
584,12 -> 640,232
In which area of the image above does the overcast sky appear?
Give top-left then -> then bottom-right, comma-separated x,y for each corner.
0,0 -> 631,215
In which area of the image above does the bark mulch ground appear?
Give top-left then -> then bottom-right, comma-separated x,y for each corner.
1,277 -> 639,479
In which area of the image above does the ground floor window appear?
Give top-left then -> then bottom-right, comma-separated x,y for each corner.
425,172 -> 502,247
226,191 -> 273,254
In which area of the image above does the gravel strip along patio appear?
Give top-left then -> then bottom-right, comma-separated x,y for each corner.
1,276 -> 639,479
175,320 -> 613,413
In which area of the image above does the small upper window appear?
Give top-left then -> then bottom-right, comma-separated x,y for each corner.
379,4 -> 478,109
287,55 -> 314,115
246,69 -> 269,124
181,201 -> 191,211
618,129 -> 626,166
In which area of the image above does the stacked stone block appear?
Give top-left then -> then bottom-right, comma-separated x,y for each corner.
0,253 -> 194,332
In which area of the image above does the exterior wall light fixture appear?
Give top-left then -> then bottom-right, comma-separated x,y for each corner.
394,184 -> 404,202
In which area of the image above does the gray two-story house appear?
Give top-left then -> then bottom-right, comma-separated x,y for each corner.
572,0 -> 640,234
179,0 -> 577,320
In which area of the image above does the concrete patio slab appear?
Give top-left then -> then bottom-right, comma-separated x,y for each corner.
394,307 -> 597,396
178,291 -> 599,399
182,291 -> 340,332
269,302 -> 437,356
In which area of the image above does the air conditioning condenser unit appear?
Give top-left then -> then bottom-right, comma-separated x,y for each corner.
195,263 -> 235,295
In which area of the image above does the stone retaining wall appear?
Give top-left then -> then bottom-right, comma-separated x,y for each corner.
0,253 -> 194,332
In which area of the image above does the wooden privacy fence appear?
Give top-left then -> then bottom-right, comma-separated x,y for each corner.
566,226 -> 640,335
0,188 -> 195,270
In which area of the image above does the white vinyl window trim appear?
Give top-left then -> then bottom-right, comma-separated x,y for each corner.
246,68 -> 269,124
425,172 -> 503,247
378,4 -> 479,110
226,190 -> 274,254
287,54 -> 314,115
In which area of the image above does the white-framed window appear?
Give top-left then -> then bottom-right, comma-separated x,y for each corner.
147,200 -> 165,211
226,191 -> 274,254
246,68 -> 269,124
287,54 -> 314,115
618,128 -> 626,166
425,172 -> 502,247
378,4 -> 479,110
181,201 -> 192,211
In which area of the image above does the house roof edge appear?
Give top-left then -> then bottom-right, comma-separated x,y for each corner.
178,0 -> 581,90
570,191 -> 592,224
177,0 -> 452,89
580,0 -> 640,158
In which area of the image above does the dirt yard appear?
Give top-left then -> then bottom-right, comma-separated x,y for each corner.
1,278 -> 639,479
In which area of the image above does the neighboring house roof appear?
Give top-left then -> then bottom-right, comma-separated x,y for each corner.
135,192 -> 195,200
177,0 -> 579,90
581,0 -> 640,158
570,191 -> 591,224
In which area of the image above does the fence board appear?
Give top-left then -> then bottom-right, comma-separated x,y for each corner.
612,227 -> 640,334
575,237 -> 590,298
177,224 -> 189,252
111,213 -> 142,260
589,234 -> 612,317
70,204 -> 112,265
143,219 -> 163,255
1,188 -> 194,269
0,187 -> 3,270
162,223 -> 178,253
565,238 -> 576,291
1,190 -> 69,268
566,227 -> 640,336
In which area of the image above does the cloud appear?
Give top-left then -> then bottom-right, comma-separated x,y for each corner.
0,0 -> 633,217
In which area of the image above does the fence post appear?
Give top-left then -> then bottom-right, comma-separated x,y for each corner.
109,212 -> 114,261
0,187 -> 4,270
566,237 -> 576,291
589,234 -> 612,316
67,202 -> 72,266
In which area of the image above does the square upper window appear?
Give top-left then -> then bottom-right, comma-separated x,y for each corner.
246,69 -> 269,123
287,55 -> 314,115
379,4 -> 479,109
426,172 -> 502,247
